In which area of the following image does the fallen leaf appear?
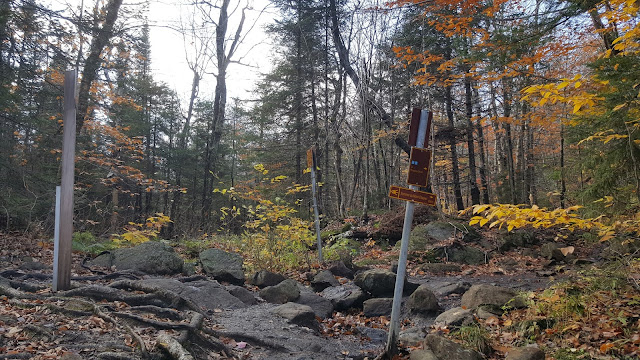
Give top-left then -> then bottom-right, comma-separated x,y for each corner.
600,343 -> 614,353
236,341 -> 247,349
560,246 -> 575,256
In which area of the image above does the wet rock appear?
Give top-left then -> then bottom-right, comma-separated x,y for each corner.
260,279 -> 301,304
295,293 -> 334,319
408,285 -> 439,314
410,349 -> 438,360
461,284 -> 526,310
328,261 -> 354,279
363,298 -> 393,317
420,263 -> 461,274
320,283 -> 366,311
311,270 -> 340,292
227,285 -> 258,305
250,270 -> 287,288
271,302 -> 318,331
94,241 -> 184,275
434,307 -> 473,327
199,248 -> 244,285
143,278 -> 246,310
506,346 -> 545,360
399,327 -> 427,347
436,282 -> 471,296
424,334 -> 483,360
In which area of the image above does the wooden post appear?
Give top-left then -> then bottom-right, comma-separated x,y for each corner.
385,109 -> 432,356
53,70 -> 77,292
308,147 -> 323,263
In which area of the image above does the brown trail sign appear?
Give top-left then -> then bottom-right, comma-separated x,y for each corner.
407,147 -> 431,188
388,185 -> 437,206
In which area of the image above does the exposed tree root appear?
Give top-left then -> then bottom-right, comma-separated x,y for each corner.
157,333 -> 195,360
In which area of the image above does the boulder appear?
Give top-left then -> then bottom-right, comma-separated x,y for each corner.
498,231 -> 537,251
357,327 -> 388,344
540,243 -> 565,262
259,279 -> 301,304
95,241 -> 184,275
320,283 -> 366,311
424,334 -> 483,360
181,262 -> 196,276
420,263 -> 461,274
410,349 -> 438,360
270,302 -> 318,330
434,245 -> 486,265
328,261 -> 354,279
199,249 -> 244,285
408,285 -> 439,314
354,269 -> 417,297
476,304 -> 502,319
506,346 -> 545,360
363,298 -> 393,317
226,285 -> 258,305
425,221 -> 480,243
296,293 -> 334,319
461,284 -> 526,310
434,307 -> 474,327
436,282 -> 471,296
399,327 -> 426,347
142,278 -> 246,310
250,270 -> 286,288
311,270 -> 340,292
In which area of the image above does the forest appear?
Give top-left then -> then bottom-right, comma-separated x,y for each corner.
1,0 -> 640,359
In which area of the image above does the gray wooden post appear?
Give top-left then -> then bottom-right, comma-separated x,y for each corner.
310,149 -> 323,263
53,70 -> 77,292
52,186 -> 61,289
385,109 -> 430,355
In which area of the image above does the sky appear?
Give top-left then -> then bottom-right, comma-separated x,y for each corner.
50,0 -> 276,102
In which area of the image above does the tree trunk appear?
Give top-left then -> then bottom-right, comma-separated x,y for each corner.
445,86 -> 464,211
464,73 -> 480,205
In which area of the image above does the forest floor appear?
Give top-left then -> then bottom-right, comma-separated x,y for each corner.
0,227 -> 639,359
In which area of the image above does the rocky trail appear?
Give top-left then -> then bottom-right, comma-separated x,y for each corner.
0,218 -> 617,360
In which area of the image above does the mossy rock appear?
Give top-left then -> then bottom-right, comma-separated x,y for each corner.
404,221 -> 481,252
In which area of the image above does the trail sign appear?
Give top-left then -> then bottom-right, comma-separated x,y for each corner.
388,185 -> 437,206
408,108 -> 432,147
407,147 -> 431,187
306,147 -> 315,168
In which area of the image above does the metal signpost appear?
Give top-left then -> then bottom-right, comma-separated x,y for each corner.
53,70 -> 77,292
385,108 -> 437,356
307,147 -> 323,263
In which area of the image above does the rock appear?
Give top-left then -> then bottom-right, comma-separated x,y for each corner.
540,243 -> 565,262
259,279 -> 301,304
420,263 -> 461,274
250,270 -> 286,288
181,262 -> 196,276
506,346 -> 545,360
408,285 -> 439,313
143,278 -> 246,311
357,327 -> 388,344
226,285 -> 258,305
436,282 -> 471,296
461,284 -> 526,310
60,352 -> 84,360
199,248 -> 245,285
434,245 -> 487,265
355,269 -> 415,297
425,221 -> 479,243
410,349 -> 438,360
462,268 -> 476,276
311,270 -> 340,292
320,283 -> 366,311
89,252 -> 113,268
434,307 -> 474,327
19,261 -> 47,271
476,304 -> 502,319
106,241 -> 184,275
498,230 -> 537,251
328,261 -> 354,279
399,327 -> 426,347
424,334 -> 483,360
363,298 -> 393,317
405,281 -> 420,295
270,302 -> 318,330
296,292 -> 334,319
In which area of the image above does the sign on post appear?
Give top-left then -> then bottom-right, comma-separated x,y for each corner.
407,147 -> 431,188
388,185 -> 437,206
